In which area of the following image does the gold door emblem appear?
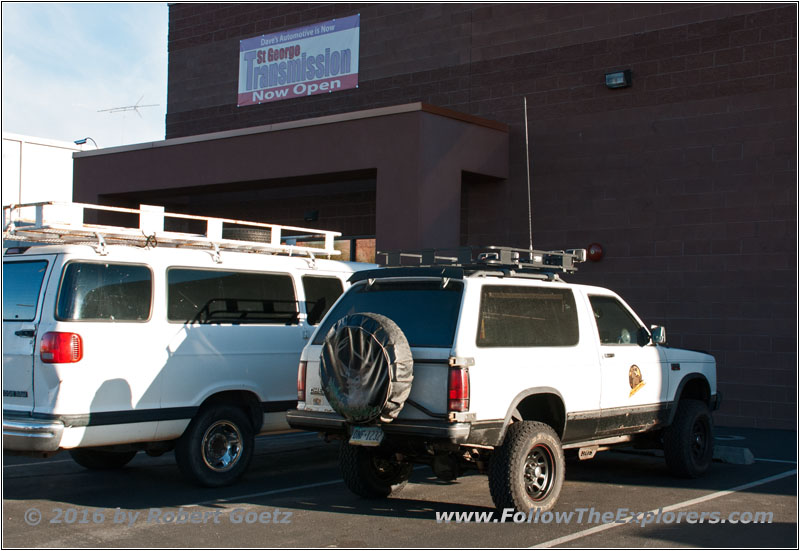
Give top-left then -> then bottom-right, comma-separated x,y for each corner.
629,365 -> 646,397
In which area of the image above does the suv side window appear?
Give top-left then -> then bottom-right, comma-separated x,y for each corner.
302,276 -> 344,325
167,268 -> 298,324
56,262 -> 152,321
477,286 -> 579,347
589,295 -> 643,345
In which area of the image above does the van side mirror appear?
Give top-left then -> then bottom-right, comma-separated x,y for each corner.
650,325 -> 666,345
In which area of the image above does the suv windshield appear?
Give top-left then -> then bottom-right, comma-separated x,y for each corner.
313,279 -> 464,348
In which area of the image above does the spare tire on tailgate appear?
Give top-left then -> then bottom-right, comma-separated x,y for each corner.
320,313 -> 413,424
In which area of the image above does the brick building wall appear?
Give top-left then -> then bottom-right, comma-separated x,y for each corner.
166,3 -> 796,428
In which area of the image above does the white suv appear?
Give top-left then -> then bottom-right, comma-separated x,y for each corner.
288,247 -> 720,512
3,202 -> 372,486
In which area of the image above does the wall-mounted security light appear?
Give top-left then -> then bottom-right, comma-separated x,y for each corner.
605,70 -> 632,89
74,137 -> 98,149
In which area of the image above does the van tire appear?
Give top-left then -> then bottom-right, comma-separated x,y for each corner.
488,421 -> 564,513
69,449 -> 138,470
339,443 -> 412,498
175,405 -> 254,487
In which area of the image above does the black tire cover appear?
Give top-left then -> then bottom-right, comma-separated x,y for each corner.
320,312 -> 413,424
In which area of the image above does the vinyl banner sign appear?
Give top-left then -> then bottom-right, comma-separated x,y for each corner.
238,14 -> 360,106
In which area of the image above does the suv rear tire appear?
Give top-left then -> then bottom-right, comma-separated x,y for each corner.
69,449 -> 138,470
339,442 -> 412,498
488,421 -> 564,513
663,399 -> 713,478
175,405 -> 254,487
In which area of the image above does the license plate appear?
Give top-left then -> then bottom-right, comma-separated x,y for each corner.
349,426 -> 384,447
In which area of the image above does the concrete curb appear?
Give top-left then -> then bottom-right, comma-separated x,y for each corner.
713,445 -> 755,465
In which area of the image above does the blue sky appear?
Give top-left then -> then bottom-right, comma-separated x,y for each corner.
2,2 -> 168,148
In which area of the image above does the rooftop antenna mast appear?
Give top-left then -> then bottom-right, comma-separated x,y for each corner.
98,95 -> 158,118
524,97 -> 533,252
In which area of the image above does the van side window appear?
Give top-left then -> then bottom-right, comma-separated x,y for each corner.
477,286 -> 579,347
302,276 -> 344,325
3,261 -> 48,321
588,295 -> 642,345
168,269 -> 298,324
56,262 -> 152,321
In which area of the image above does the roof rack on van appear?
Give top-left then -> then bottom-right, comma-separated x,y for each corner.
2,201 -> 341,259
376,245 -> 587,274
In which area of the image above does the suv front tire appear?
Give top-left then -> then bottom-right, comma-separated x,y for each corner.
663,399 -> 713,478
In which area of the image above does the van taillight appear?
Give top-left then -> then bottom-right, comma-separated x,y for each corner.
448,366 -> 470,412
297,361 -> 307,402
40,332 -> 83,364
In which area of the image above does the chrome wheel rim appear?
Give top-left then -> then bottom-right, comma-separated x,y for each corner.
524,444 -> 555,501
202,420 -> 243,472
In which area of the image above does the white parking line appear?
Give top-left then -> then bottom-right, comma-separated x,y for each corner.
532,469 -> 797,548
3,458 -> 76,468
182,479 -> 343,508
755,457 -> 797,465
181,465 -> 429,509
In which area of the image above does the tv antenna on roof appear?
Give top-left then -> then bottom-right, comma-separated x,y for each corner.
98,95 -> 159,119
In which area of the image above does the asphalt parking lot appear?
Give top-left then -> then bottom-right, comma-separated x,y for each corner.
2,426 -> 796,548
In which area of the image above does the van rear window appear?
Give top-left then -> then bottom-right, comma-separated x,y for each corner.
302,276 -> 344,325
56,262 -> 152,321
3,261 -> 48,321
167,268 -> 297,324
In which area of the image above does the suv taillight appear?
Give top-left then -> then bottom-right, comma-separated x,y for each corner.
448,366 -> 470,412
297,361 -> 307,402
40,332 -> 83,364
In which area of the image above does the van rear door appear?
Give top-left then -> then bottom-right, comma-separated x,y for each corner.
2,256 -> 54,412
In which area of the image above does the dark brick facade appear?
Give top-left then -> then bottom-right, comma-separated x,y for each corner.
165,3 -> 796,428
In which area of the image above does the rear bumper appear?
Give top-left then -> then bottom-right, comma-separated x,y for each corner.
286,409 -> 472,444
3,412 -> 64,452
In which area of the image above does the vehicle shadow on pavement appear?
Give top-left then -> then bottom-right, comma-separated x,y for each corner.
563,449 -> 796,497
650,521 -> 797,548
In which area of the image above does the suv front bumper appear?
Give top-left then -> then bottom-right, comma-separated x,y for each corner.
3,412 -> 64,452
286,409 -> 472,445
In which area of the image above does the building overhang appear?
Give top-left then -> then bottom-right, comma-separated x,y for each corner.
72,102 -> 509,249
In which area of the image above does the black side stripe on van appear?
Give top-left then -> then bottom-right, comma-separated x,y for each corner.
31,401 -> 297,428
261,400 -> 297,413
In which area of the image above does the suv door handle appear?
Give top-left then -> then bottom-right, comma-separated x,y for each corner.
15,329 -> 35,338
603,353 -> 615,358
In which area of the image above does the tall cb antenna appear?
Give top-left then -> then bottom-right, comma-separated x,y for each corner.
524,97 -> 533,251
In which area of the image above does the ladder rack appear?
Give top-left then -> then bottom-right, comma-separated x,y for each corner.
3,202 -> 341,258
377,245 -> 586,274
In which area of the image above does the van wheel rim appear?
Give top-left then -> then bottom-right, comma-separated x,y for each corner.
202,421 -> 242,472
524,444 -> 555,501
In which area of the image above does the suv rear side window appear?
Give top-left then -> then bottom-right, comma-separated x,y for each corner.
313,280 -> 464,348
477,286 -> 579,347
3,261 -> 48,321
302,276 -> 344,325
168,268 -> 297,324
56,262 -> 152,321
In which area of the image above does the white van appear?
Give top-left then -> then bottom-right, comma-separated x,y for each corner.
2,202 -> 371,486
